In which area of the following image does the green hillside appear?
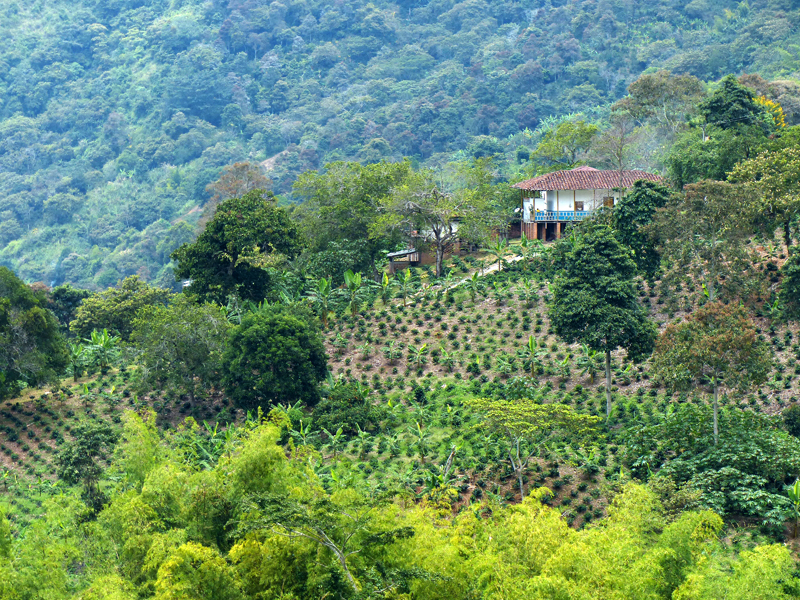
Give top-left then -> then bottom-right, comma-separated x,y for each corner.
2,0 -> 800,288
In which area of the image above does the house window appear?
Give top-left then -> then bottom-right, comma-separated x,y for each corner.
603,197 -> 614,208
574,201 -> 584,211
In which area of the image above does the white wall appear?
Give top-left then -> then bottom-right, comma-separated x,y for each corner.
522,189 -> 623,222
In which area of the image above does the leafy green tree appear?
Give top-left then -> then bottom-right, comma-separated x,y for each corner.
528,119 -> 598,173
467,397 -> 600,500
131,296 -> 231,406
612,180 -> 673,275
69,276 -> 172,341
48,284 -> 91,330
549,221 -> 657,418
653,180 -> 755,301
699,75 -> 766,130
201,161 -> 272,226
729,147 -> 800,250
222,304 -> 328,411
154,542 -> 242,600
56,421 -> 119,511
375,168 -> 491,277
617,70 -> 705,133
653,301 -> 771,445
0,267 -> 68,399
667,124 -> 768,187
293,160 -> 412,272
172,191 -> 304,304
627,404 -> 799,526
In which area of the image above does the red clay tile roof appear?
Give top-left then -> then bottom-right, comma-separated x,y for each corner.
512,166 -> 665,191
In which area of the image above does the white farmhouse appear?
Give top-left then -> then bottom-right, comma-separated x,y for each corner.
513,166 -> 665,241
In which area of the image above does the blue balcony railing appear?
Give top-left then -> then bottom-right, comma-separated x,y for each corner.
533,210 -> 592,222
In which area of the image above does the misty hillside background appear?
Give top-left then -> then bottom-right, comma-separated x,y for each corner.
1,0 -> 799,288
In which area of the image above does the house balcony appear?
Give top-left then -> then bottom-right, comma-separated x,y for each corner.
532,210 -> 592,222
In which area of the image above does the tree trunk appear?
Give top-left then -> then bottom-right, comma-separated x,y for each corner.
435,242 -> 444,278
712,381 -> 719,446
605,350 -> 612,419
513,440 -> 524,501
785,221 -> 792,251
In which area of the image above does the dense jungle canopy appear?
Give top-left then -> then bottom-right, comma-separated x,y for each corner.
2,0 -> 800,288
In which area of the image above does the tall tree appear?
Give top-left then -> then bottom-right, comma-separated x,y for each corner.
69,276 -> 172,341
652,180 -> 756,302
467,397 -> 600,500
699,75 -> 766,130
0,267 -> 68,399
652,302 -> 771,444
612,180 -> 673,276
56,421 -> 119,511
528,119 -> 598,173
729,147 -> 800,250
131,296 -> 232,406
201,161 -> 273,227
172,191 -> 304,304
374,168 -> 490,277
222,304 -> 328,411
293,160 -> 412,274
618,70 -> 705,133
549,221 -> 657,418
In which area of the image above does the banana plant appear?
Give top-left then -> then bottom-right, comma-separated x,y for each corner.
557,355 -> 571,381
496,353 -> 515,377
492,281 -> 508,305
382,340 -> 403,364
440,347 -> 456,372
355,425 -> 371,460
408,421 -> 431,464
788,479 -> 800,538
357,342 -> 372,360
487,237 -> 508,271
766,298 -> 783,321
322,427 -> 345,460
291,421 -> 318,447
517,277 -> 538,308
84,329 -> 119,373
467,272 -> 483,304
386,432 -> 401,458
306,277 -> 333,329
407,343 -> 429,368
379,272 -> 396,306
332,333 -> 349,356
518,335 -> 546,379
396,268 -> 414,307
422,446 -> 459,494
576,344 -> 602,385
343,270 -> 366,318
68,342 -> 86,382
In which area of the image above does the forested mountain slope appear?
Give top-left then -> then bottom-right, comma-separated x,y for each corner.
1,0 -> 799,289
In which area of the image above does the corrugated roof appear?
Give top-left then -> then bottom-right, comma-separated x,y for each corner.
512,166 -> 665,191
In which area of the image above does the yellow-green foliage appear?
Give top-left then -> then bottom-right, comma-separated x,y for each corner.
115,410 -> 162,491
0,415 -> 797,600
